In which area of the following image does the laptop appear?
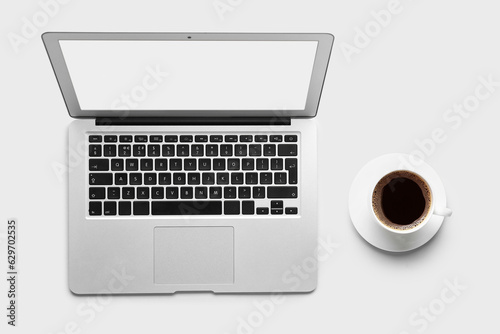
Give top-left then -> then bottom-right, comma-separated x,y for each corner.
42,32 -> 334,294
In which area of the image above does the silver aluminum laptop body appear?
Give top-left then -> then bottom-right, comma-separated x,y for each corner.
43,32 -> 334,294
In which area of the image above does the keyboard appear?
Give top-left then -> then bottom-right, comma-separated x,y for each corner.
87,133 -> 299,216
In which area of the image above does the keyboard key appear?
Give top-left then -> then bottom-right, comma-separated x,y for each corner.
267,186 -> 298,198
152,187 -> 164,199
135,135 -> 148,142
195,135 -> 208,142
110,159 -> 124,171
137,187 -> 149,199
180,135 -> 193,142
210,135 -> 223,142
285,135 -> 298,142
89,159 -> 109,171
188,172 -> 200,185
256,207 -> 269,215
115,173 -> 127,185
249,144 -> 261,156
177,145 -> 189,156
217,172 -> 229,184
224,187 -> 237,199
134,135 -> 148,143
263,144 -> 276,156
195,187 -> 208,199
271,158 -> 283,170
140,159 -> 153,171
238,187 -> 251,198
133,144 -> 146,156
104,135 -> 117,142
107,187 -> 120,199
169,159 -> 182,170
180,187 -> 193,199
274,172 -> 287,184
285,207 -> 298,214
148,144 -> 160,156
242,158 -> 254,170
126,159 -> 139,171
184,159 -> 197,171
192,145 -> 204,157
256,158 -> 269,170
118,145 -> 131,157
231,173 -> 244,184
199,159 -> 211,170
260,173 -> 272,184
253,186 -> 265,198
228,159 -> 240,171
224,201 -> 240,215
89,202 -> 101,215
271,200 -> 283,208
155,159 -> 168,171
210,186 -> 222,199
89,187 -> 105,199
202,172 -> 215,185
162,144 -> 175,157
89,173 -> 112,185
133,201 -> 149,215
270,135 -> 282,142
122,187 -> 135,199
164,135 -> 178,142
220,145 -> 233,156
103,201 -> 117,215
89,145 -> 101,157
144,173 -> 157,185
234,144 -> 247,156
89,135 -> 102,142
173,173 -> 186,185
150,135 -> 163,142
213,159 -> 225,171
255,135 -> 268,142
245,172 -> 258,185
271,208 -> 283,215
242,200 -> 254,214
166,187 -> 179,199
129,173 -> 142,185
225,135 -> 238,142
240,135 -> 253,142
102,144 -> 116,155
119,135 -> 133,143
206,144 -> 218,156
278,144 -> 298,156
152,201 -> 222,215
285,158 -> 298,184
159,173 -> 171,185
119,201 -> 132,215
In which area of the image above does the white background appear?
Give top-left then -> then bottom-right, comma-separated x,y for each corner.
1,0 -> 499,333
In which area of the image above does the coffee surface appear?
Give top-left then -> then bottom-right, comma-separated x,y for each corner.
372,171 -> 432,231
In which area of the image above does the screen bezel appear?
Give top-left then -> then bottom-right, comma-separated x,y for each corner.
42,32 -> 334,118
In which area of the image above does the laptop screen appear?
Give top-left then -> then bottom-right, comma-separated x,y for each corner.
59,40 -> 318,111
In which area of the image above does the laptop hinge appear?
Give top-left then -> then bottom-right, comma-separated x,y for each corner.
95,117 -> 291,126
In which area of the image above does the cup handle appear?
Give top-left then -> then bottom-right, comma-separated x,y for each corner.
434,207 -> 452,217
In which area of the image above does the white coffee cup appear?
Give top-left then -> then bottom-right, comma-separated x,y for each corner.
349,153 -> 452,252
370,170 -> 452,235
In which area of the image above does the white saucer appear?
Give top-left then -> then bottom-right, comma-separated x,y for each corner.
348,153 -> 450,252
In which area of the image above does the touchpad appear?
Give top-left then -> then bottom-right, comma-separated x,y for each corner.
154,227 -> 234,285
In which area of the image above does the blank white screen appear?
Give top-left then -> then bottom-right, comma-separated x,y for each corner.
59,40 -> 318,111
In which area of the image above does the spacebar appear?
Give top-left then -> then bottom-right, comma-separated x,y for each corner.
152,201 -> 222,215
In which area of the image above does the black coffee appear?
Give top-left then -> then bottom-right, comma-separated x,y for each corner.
372,171 -> 432,231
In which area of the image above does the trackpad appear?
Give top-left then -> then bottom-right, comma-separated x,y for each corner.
154,227 -> 234,285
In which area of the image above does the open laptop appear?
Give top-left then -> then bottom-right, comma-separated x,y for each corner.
42,32 -> 334,294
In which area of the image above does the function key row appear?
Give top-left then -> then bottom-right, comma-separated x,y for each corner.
88,134 -> 298,143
